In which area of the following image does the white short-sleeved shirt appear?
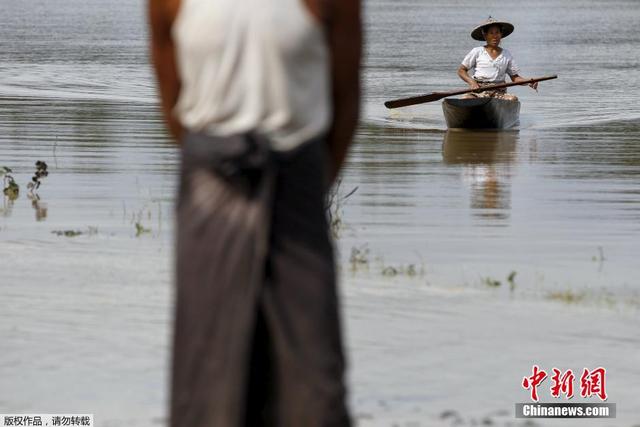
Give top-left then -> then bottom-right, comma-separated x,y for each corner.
461,47 -> 520,83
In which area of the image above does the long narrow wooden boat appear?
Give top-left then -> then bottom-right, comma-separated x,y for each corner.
442,97 -> 520,129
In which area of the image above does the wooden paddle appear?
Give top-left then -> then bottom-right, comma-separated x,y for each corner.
384,75 -> 558,109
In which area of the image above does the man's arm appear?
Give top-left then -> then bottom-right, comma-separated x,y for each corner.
510,74 -> 539,90
149,0 -> 182,142
458,65 -> 480,89
325,0 -> 362,183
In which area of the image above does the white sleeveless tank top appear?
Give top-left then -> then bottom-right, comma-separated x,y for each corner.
172,0 -> 331,151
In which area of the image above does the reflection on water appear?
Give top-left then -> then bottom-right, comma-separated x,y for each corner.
442,130 -> 518,221
1,196 -> 15,218
442,130 -> 518,165
1,180 -> 48,221
2,161 -> 52,221
1,171 -> 20,217
343,118 -> 640,294
28,193 -> 48,221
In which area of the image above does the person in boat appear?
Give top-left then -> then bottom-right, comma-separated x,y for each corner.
149,0 -> 361,425
457,17 -> 538,100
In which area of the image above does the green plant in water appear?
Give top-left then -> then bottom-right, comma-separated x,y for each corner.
507,271 -> 517,291
381,266 -> 398,277
482,271 -> 517,289
27,161 -> 48,192
2,167 -> 19,201
349,245 -> 370,270
482,277 -> 501,287
3,176 -> 19,200
51,230 -> 84,237
380,263 -> 421,278
546,290 -> 586,304
135,222 -> 151,237
51,226 -> 98,237
406,264 -> 417,277
325,178 -> 358,238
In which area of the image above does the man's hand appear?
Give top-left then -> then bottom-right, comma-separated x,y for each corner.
512,75 -> 538,91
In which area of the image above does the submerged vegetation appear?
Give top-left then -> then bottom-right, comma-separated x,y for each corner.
27,161 -> 48,192
482,277 -> 501,288
135,221 -> 151,237
51,226 -> 98,238
349,244 -> 370,270
2,162 -> 49,219
2,166 -> 20,201
546,289 -> 587,304
2,161 -> 49,199
348,244 -> 426,278
481,271 -> 517,291
129,202 -> 159,237
380,264 -> 422,277
51,229 -> 84,237
325,178 -> 358,238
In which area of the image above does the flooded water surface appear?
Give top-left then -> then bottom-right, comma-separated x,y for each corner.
1,0 -> 639,425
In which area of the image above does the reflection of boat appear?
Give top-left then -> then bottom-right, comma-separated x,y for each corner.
442,130 -> 518,164
442,98 -> 520,129
442,130 -> 518,220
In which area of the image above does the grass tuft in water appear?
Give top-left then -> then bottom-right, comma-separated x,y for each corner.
381,266 -> 398,276
135,222 -> 151,237
27,161 -> 48,193
380,263 -> 423,278
52,230 -> 83,237
507,271 -> 517,291
482,277 -> 502,287
546,290 -> 586,304
51,227 -> 98,238
349,245 -> 370,270
325,178 -> 358,238
482,271 -> 517,290
2,167 -> 20,201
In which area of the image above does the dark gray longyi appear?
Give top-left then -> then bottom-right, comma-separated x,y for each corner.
171,132 -> 350,427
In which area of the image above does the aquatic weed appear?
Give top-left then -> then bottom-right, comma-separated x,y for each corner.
381,266 -> 398,277
546,289 -> 586,304
135,222 -> 151,237
51,226 -> 98,238
591,246 -> 605,262
545,288 -> 628,309
2,161 -> 50,210
1,167 -> 19,201
482,271 -> 517,290
27,161 -> 48,192
507,271 -> 517,291
325,178 -> 358,238
380,263 -> 422,278
28,193 -> 48,221
52,229 -> 84,237
592,246 -> 606,272
482,277 -> 502,287
349,245 -> 370,270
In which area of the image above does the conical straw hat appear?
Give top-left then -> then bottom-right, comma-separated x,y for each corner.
471,16 -> 514,41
